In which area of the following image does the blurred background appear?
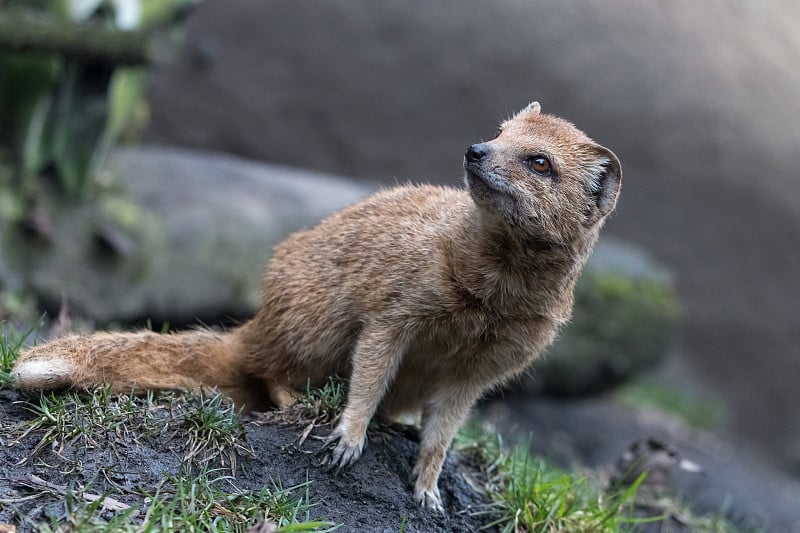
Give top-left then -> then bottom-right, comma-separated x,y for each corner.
1,0 -> 799,529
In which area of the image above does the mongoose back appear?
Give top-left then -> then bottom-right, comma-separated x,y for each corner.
13,102 -> 621,511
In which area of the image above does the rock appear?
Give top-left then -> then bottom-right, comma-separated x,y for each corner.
520,238 -> 678,396
0,146 -> 372,324
142,0 -> 800,471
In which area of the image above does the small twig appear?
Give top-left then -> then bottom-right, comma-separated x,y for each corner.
296,423 -> 315,448
82,492 -> 131,512
27,474 -> 65,491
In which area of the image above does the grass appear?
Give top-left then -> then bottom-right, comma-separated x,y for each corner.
13,386 -> 256,475
487,450 -> 647,532
12,468 -> 334,532
0,324 -> 748,532
298,379 -> 347,424
1,384 -> 337,531
254,378 -> 347,451
0,322 -> 336,531
127,469 -> 332,533
455,420 -> 746,533
455,423 -> 648,533
0,320 -> 37,389
178,388 -> 256,474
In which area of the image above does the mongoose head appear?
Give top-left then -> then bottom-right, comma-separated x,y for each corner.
464,102 -> 621,245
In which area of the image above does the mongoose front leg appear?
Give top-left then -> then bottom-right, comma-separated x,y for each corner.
325,322 -> 404,470
413,386 -> 478,512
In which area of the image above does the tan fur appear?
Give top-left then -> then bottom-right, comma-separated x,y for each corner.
12,103 -> 621,511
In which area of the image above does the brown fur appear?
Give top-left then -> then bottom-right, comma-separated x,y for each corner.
12,102 -> 621,511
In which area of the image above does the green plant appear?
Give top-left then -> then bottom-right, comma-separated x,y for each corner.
26,468 -> 336,532
132,469 -> 335,532
0,0 -> 196,209
456,422 -> 644,532
298,378 -> 347,425
179,388 -> 256,474
484,447 -> 647,533
0,320 -> 39,388
473,446 -> 647,532
456,420 -> 743,533
7,386 -> 338,531
16,386 -> 256,474
258,378 -> 347,429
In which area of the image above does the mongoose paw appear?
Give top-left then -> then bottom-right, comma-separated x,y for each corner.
321,427 -> 366,471
414,484 -> 444,513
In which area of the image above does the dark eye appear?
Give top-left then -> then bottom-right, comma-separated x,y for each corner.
527,155 -> 552,176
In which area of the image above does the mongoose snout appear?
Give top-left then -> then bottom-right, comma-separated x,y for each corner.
465,142 -> 490,162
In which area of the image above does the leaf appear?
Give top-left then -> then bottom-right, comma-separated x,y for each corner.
48,59 -> 114,197
20,94 -> 53,188
106,67 -> 145,140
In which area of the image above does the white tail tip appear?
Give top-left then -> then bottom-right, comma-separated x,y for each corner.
12,358 -> 75,389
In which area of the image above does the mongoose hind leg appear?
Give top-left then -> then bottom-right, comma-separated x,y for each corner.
413,385 -> 480,512
267,379 -> 297,409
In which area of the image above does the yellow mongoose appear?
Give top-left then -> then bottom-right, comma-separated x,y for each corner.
12,102 -> 621,511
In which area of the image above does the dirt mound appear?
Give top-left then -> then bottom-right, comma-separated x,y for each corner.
0,389 -> 488,532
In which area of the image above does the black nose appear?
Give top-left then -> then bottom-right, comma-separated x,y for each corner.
466,143 -> 490,163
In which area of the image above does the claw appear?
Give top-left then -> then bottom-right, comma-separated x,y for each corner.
321,428 -> 343,448
320,427 -> 366,472
330,437 -> 365,470
415,484 -> 444,513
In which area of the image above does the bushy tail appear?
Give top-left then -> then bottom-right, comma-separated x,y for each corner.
11,329 -> 267,407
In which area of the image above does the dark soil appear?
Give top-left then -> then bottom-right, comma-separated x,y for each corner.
245,423 -> 489,532
0,389 -> 489,532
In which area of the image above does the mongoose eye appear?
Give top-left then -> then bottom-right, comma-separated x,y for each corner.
527,155 -> 552,176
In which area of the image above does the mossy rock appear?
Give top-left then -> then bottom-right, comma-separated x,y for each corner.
526,239 -> 679,396
0,146 -> 372,325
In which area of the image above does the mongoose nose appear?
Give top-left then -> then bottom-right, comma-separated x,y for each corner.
466,143 -> 490,163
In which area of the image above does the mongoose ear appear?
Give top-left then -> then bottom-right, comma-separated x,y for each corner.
585,145 -> 622,220
514,101 -> 541,118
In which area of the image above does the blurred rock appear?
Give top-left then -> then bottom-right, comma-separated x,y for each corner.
520,239 -> 678,396
483,396 -> 800,532
142,0 -> 800,470
0,146 -> 372,324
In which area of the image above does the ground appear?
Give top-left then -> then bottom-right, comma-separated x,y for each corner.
0,388 -> 488,532
0,320 -> 763,533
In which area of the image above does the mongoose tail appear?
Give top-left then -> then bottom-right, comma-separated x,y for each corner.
11,330 -> 275,408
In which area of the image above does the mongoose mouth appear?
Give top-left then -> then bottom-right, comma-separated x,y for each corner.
464,165 -> 512,196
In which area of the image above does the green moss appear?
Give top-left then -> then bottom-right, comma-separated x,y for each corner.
98,194 -> 146,231
0,180 -> 25,222
534,272 -> 679,396
616,378 -> 727,430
